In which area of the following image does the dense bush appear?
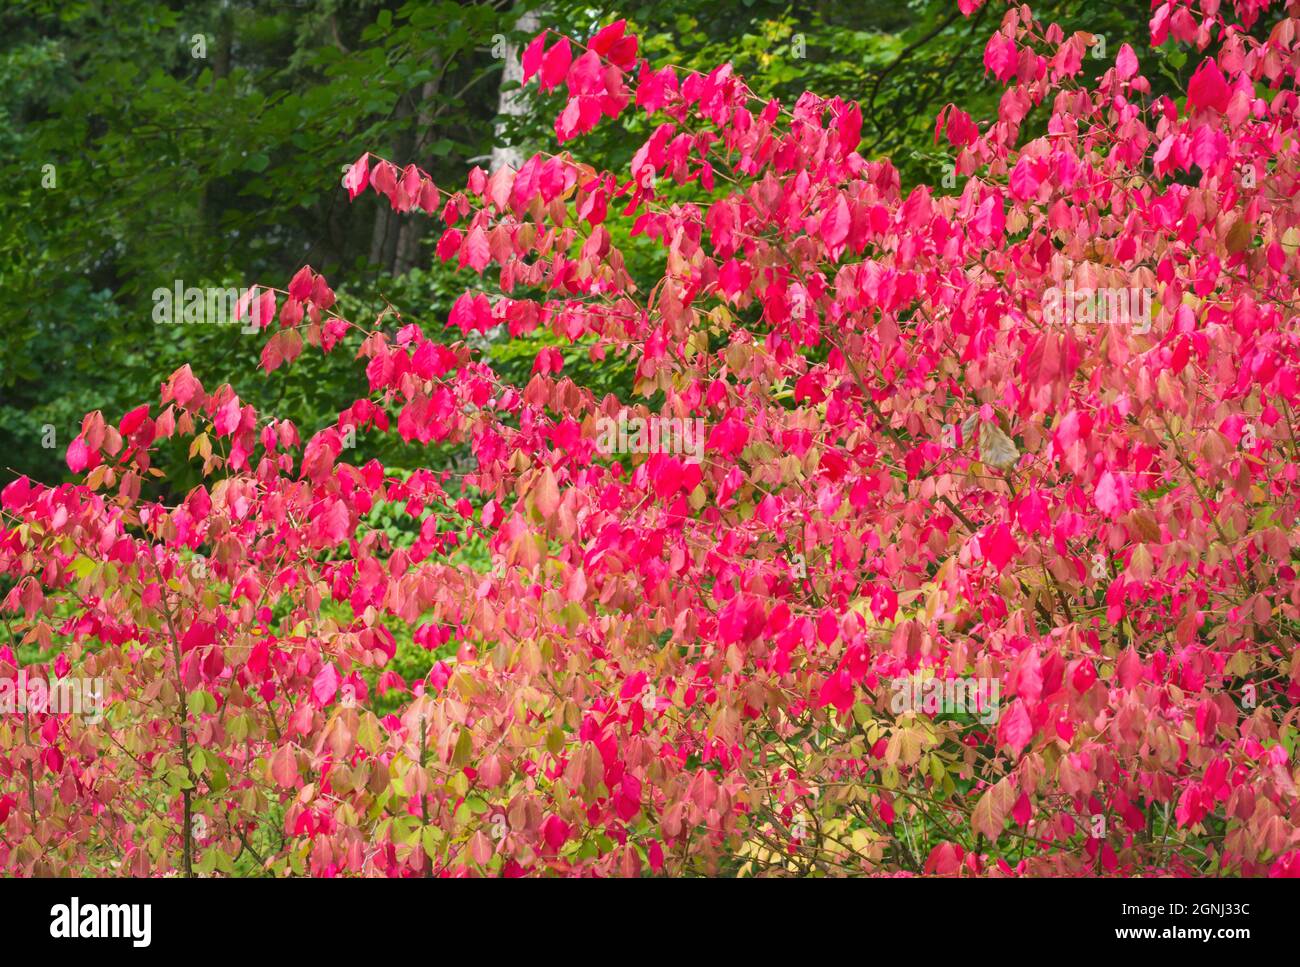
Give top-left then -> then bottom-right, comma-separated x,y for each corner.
3,0 -> 1300,876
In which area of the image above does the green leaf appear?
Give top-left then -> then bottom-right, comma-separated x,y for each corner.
421,824 -> 442,860
546,726 -> 565,756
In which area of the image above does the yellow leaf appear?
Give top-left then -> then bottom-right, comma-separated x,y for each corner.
972,777 -> 1016,841
979,421 -> 1020,470
1226,217 -> 1253,254
1282,226 -> 1300,257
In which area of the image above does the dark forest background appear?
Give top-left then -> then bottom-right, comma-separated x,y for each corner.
0,0 -> 1165,494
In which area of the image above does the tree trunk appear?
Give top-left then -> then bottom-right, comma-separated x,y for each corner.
490,8 -> 542,173
395,54 -> 444,275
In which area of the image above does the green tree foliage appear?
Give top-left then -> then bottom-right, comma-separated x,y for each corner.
1,0 -> 1153,488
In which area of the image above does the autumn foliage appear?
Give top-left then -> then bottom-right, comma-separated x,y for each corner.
5,0 -> 1300,877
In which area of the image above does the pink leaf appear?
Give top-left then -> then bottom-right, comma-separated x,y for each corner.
1115,43 -> 1138,80
66,436 -> 92,473
312,663 -> 341,707
998,699 -> 1034,756
540,37 -> 572,93
344,153 -> 370,199
981,523 -> 1019,573
271,745 -> 298,789
521,31 -> 547,84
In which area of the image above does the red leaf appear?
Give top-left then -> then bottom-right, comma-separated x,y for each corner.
521,31 -> 547,84
981,523 -> 1019,573
344,153 -> 369,199
288,266 -> 314,301
540,37 -> 572,93
463,226 -> 491,272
